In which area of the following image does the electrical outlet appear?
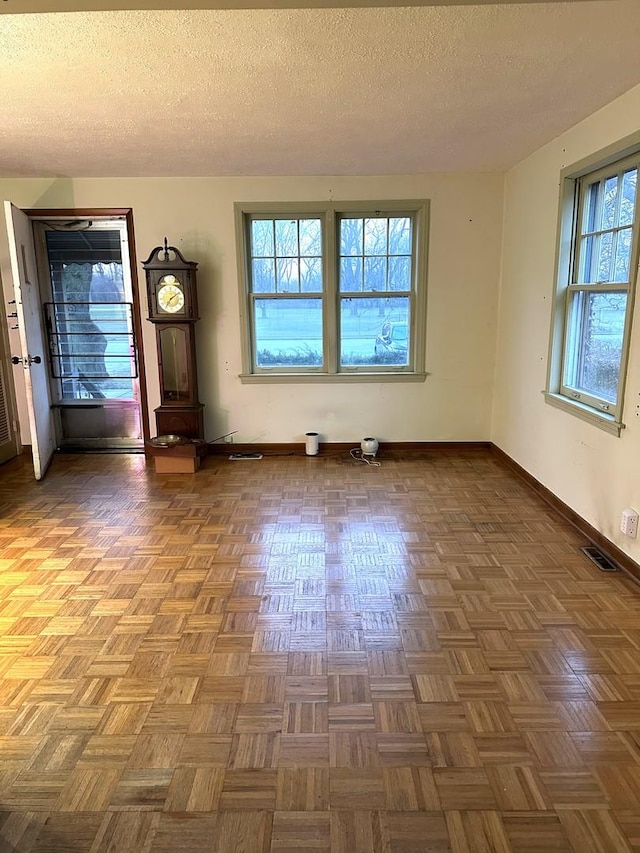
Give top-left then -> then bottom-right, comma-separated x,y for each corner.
621,508 -> 639,538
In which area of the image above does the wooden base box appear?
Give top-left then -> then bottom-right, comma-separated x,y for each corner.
146,439 -> 208,474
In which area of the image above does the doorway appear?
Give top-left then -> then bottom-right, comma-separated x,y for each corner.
33,218 -> 144,451
4,206 -> 148,475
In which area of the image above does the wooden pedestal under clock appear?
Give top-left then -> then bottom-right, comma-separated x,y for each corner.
143,239 -> 206,473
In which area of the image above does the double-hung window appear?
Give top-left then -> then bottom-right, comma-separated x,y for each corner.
546,141 -> 640,434
235,201 -> 428,382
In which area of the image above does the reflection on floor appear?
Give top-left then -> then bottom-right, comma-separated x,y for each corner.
0,448 -> 638,852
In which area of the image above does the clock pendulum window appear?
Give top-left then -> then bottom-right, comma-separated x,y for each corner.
142,238 -> 207,473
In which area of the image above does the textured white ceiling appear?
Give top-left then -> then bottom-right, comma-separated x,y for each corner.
1,2 -> 639,178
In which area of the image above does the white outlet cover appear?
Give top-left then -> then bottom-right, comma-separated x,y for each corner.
621,508 -> 639,537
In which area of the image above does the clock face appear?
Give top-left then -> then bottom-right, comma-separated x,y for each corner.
157,275 -> 185,314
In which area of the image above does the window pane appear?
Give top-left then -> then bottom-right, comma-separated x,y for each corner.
254,298 -> 322,367
44,230 -> 136,402
601,175 -> 618,230
389,257 -> 411,291
620,169 -> 637,227
299,219 -> 322,256
251,220 -> 274,257
340,256 -> 363,292
598,231 -> 613,282
582,182 -> 599,234
579,232 -> 612,283
252,258 -> 275,293
275,220 -> 298,257
48,302 -> 136,399
159,326 -> 190,402
364,218 -> 387,255
300,258 -> 322,292
578,236 -> 594,283
566,290 -> 626,402
389,218 -> 411,255
50,262 -> 124,304
614,227 -> 633,282
276,257 -> 300,292
364,256 -> 387,292
340,219 -> 363,255
340,296 -> 410,367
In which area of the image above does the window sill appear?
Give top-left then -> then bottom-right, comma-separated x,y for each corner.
543,391 -> 624,436
239,371 -> 428,384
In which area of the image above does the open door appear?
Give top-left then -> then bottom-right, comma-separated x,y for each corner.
0,332 -> 20,466
0,262 -> 20,466
4,202 -> 56,480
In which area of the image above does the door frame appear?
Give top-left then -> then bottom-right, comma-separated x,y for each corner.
25,207 -> 150,447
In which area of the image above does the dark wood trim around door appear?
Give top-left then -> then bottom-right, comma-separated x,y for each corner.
124,211 -> 150,443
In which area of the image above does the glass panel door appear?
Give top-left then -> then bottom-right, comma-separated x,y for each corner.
35,219 -> 143,450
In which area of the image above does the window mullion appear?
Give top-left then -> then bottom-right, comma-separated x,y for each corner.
582,224 -> 630,239
590,180 -> 605,283
567,282 -> 630,293
324,209 -> 338,374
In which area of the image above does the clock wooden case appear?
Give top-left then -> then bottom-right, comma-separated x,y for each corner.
143,239 -> 204,441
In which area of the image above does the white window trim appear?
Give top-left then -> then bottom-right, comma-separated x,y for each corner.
234,200 -> 429,383
545,131 -> 640,436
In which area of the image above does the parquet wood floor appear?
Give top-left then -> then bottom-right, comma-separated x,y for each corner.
0,448 -> 639,852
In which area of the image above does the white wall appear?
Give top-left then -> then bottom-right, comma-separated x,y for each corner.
493,83 -> 640,563
0,173 -> 503,447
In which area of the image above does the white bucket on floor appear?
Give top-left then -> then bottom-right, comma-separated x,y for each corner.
305,432 -> 320,455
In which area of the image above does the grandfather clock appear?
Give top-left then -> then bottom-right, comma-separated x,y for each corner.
143,239 -> 204,441
143,239 -> 206,473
